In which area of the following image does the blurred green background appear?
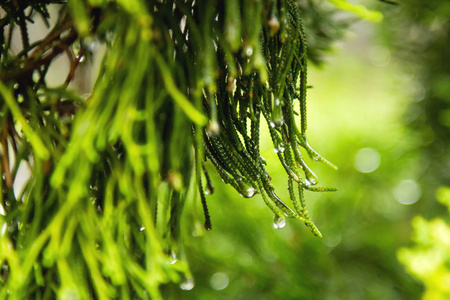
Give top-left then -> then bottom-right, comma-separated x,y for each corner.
161,3 -> 450,299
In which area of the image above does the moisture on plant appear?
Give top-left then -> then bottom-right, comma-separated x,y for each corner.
0,1 -> 343,298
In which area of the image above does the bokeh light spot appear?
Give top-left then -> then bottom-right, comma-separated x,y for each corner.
394,180 -> 421,205
354,148 -> 381,173
210,272 -> 229,291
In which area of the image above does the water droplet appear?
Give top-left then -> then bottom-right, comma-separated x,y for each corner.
273,141 -> 285,154
168,250 -> 177,264
180,15 -> 187,33
78,55 -> 85,63
72,42 -> 81,57
246,188 -> 256,198
180,276 -> 195,290
241,187 -> 256,198
274,145 -> 285,154
17,94 -> 25,103
245,46 -> 253,57
270,94 -> 284,127
268,15 -> 280,35
204,182 -> 214,195
204,219 -> 212,231
273,215 -> 286,229
139,227 -> 145,231
270,118 -> 284,127
207,122 -> 220,136
227,76 -> 236,93
305,177 -> 317,186
32,70 -> 40,83
238,181 -> 257,198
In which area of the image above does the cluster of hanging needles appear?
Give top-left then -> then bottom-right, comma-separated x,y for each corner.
195,0 -> 337,236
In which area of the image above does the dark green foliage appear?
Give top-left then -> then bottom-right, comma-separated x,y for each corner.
380,1 -> 450,214
0,0 -> 345,298
377,3 -> 450,296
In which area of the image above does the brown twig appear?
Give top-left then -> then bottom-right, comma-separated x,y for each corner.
64,45 -> 85,86
0,30 -> 78,82
28,20 -> 73,58
1,120 -> 13,188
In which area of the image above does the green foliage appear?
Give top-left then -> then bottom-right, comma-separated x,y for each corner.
380,0 -> 450,199
0,0 -> 346,298
328,0 -> 383,21
398,187 -> 450,300
379,5 -> 450,297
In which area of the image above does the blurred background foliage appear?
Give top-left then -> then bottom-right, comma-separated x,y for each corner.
398,187 -> 450,300
167,1 -> 450,299
1,0 -> 450,299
